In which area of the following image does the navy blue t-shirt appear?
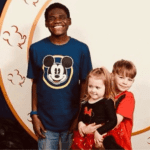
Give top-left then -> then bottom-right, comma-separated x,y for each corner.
27,37 -> 92,132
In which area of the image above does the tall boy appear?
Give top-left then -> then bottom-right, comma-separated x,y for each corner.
27,3 -> 92,150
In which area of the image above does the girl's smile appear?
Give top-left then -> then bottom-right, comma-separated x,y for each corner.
88,77 -> 105,102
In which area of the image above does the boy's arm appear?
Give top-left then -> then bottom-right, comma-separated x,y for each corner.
31,79 -> 46,139
116,113 -> 124,127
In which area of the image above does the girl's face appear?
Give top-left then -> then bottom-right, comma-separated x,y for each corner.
113,73 -> 134,94
88,77 -> 105,101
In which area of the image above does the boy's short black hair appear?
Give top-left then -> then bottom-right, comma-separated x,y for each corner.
45,3 -> 70,21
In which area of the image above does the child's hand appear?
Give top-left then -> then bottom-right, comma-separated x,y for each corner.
95,141 -> 104,149
84,123 -> 102,134
78,121 -> 86,137
94,130 -> 104,144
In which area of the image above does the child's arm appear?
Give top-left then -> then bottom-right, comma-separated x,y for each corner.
96,99 -> 117,135
93,99 -> 117,145
94,130 -> 104,143
77,101 -> 87,137
116,113 -> 124,127
94,113 -> 124,144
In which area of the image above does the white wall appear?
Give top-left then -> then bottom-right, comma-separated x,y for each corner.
0,0 -> 150,148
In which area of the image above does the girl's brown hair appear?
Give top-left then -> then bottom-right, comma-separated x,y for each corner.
83,67 -> 114,101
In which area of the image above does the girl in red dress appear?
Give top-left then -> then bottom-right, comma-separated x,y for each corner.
71,67 -> 119,150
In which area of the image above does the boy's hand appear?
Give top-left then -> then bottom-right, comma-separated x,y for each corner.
84,123 -> 102,134
32,115 -> 46,139
95,141 -> 104,149
94,130 -> 104,144
78,121 -> 86,137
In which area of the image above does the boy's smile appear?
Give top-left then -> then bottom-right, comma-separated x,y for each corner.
113,73 -> 134,94
46,8 -> 71,37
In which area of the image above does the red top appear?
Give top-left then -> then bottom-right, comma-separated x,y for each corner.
107,91 -> 135,150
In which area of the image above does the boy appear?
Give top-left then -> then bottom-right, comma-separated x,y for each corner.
27,3 -> 92,150
104,59 -> 136,150
97,59 -> 137,149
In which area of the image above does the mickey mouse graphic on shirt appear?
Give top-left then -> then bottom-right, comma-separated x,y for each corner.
42,55 -> 73,89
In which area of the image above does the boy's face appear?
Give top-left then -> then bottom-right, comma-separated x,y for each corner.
113,73 -> 134,94
45,8 -> 71,37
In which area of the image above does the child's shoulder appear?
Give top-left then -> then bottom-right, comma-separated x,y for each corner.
125,91 -> 134,98
81,100 -> 87,105
104,98 -> 114,105
119,91 -> 135,104
81,100 -> 89,107
116,91 -> 134,99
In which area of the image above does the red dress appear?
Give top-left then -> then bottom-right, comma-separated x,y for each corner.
106,91 -> 135,150
71,130 -> 96,150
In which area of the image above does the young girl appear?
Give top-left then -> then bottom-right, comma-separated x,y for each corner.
71,67 -> 118,150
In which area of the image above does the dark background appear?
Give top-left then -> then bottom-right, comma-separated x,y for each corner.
0,0 -> 37,149
0,0 -> 14,120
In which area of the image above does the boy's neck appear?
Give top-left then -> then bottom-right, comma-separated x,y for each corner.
49,35 -> 70,45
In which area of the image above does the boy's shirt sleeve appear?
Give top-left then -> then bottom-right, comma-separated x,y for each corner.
79,44 -> 92,80
27,46 -> 38,79
116,92 -> 135,119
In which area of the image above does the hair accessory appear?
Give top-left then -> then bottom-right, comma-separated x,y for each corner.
30,111 -> 38,117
